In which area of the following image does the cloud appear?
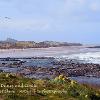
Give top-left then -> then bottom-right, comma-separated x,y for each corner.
77,0 -> 85,4
0,0 -> 100,33
89,2 -> 100,12
0,18 -> 50,32
1,0 -> 11,1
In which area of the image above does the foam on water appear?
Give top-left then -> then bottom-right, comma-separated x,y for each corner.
0,47 -> 100,64
60,52 -> 100,64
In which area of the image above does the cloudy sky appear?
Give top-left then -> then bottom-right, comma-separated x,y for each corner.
0,0 -> 100,43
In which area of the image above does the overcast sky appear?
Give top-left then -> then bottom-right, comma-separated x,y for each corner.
0,0 -> 100,43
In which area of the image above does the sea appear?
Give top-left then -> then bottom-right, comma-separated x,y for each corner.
0,46 -> 100,85
0,47 -> 100,64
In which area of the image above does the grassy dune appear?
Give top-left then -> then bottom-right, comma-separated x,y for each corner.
0,73 -> 99,100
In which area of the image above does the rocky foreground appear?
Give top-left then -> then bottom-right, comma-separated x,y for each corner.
0,57 -> 100,79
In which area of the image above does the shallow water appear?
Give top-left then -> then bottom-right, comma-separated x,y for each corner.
71,76 -> 100,85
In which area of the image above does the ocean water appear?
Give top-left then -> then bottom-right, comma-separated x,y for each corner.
0,47 -> 100,85
70,76 -> 100,85
0,47 -> 100,64
59,51 -> 100,64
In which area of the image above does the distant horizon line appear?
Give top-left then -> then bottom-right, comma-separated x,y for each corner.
0,37 -> 100,45
0,38 -> 82,43
0,37 -> 82,42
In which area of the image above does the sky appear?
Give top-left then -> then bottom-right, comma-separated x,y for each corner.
0,0 -> 100,44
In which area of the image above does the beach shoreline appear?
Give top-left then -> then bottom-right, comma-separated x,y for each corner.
0,46 -> 100,87
0,56 -> 100,86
